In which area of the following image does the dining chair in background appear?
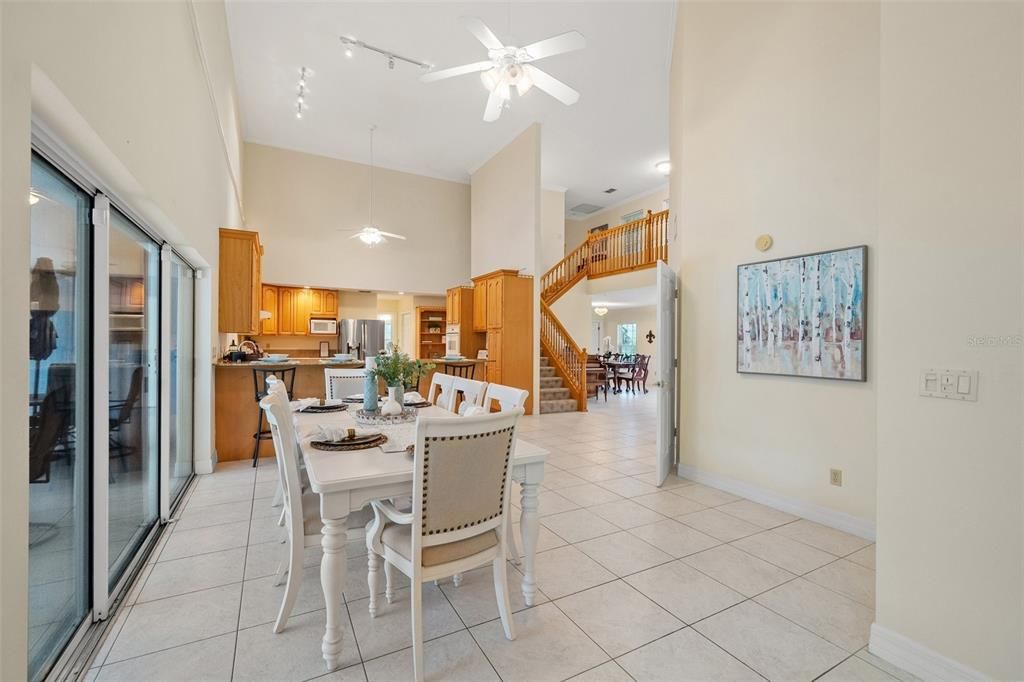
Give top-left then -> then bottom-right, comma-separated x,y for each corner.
427,372 -> 456,412
451,376 -> 487,415
324,368 -> 367,401
365,410 -> 522,682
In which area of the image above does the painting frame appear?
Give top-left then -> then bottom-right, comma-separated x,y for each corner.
736,245 -> 867,382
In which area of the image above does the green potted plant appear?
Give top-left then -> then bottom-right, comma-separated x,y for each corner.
370,345 -> 434,415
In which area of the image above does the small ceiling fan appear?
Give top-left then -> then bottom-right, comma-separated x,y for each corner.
420,17 -> 585,122
338,126 -> 408,247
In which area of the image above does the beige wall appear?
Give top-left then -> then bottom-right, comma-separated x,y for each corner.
470,124 -> 541,278
244,142 -> 470,294
471,124 -> 542,410
540,189 -> 566,272
565,185 -> 669,255
671,2 -> 1023,679
874,3 -> 1023,679
550,277 -> 593,351
0,1 -> 242,678
672,1 -> 879,529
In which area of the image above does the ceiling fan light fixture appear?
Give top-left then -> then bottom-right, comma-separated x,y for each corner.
480,68 -> 500,91
28,190 -> 40,206
655,160 -> 672,175
358,228 -> 384,246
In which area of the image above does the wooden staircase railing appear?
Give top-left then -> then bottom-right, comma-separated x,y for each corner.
540,300 -> 588,412
541,209 -> 670,305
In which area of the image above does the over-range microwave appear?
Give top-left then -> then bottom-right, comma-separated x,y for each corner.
309,318 -> 338,335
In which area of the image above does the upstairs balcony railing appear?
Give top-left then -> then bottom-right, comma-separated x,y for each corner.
541,209 -> 669,304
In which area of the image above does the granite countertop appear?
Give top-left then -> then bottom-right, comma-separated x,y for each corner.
426,357 -> 486,364
214,358 -> 366,368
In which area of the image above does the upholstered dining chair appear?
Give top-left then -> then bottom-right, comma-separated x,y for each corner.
427,372 -> 456,412
365,410 -> 522,682
324,368 -> 367,400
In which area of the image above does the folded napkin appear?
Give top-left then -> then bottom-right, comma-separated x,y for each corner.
290,398 -> 319,412
403,391 -> 425,404
461,405 -> 488,417
314,425 -> 377,442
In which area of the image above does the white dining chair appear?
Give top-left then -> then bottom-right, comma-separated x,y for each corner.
260,388 -> 323,633
324,368 -> 367,400
365,410 -> 522,682
451,376 -> 487,415
482,383 -> 529,412
427,372 -> 456,412
266,375 -> 292,511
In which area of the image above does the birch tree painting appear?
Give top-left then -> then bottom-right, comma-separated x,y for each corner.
736,246 -> 866,380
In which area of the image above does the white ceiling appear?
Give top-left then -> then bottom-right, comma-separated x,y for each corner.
224,1 -> 674,213
591,285 -> 656,309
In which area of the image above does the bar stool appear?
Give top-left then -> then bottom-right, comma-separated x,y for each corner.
444,362 -> 475,379
252,366 -> 296,467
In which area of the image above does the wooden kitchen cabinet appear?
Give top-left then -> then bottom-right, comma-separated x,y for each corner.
260,285 -> 279,335
486,277 -> 504,329
322,290 -> 338,317
472,283 -> 487,331
294,288 -> 312,335
218,228 -> 262,333
446,286 -> 474,328
278,287 -> 296,335
471,269 -> 534,412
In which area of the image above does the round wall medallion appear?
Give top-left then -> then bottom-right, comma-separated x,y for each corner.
755,234 -> 773,252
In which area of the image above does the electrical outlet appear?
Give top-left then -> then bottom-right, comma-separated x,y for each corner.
830,469 -> 843,487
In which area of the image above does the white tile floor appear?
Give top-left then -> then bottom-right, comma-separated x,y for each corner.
87,392 -> 912,682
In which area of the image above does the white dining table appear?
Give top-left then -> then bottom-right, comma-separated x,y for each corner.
293,404 -> 548,671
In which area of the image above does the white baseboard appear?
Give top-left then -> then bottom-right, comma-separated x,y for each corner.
676,463 -> 876,540
869,623 -> 986,681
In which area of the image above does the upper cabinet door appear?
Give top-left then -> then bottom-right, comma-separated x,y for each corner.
322,290 -> 338,318
473,284 -> 487,331
278,287 -> 295,335
310,289 -> 324,315
446,289 -> 459,326
486,278 -> 503,329
218,228 -> 262,334
261,285 -> 278,335
294,288 -> 312,336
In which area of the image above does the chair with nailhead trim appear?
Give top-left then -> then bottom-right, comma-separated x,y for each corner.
365,409 -> 523,682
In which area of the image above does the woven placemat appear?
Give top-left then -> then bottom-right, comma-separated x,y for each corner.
405,401 -> 432,408
311,433 -> 387,451
303,403 -> 348,413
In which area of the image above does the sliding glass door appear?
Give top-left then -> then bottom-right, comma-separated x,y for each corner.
106,210 -> 161,587
27,144 -> 199,679
169,254 -> 195,503
28,155 -> 91,681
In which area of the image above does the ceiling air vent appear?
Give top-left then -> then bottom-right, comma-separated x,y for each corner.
603,188 -> 617,194
569,203 -> 603,215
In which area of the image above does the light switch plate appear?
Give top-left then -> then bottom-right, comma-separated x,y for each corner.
919,368 -> 978,402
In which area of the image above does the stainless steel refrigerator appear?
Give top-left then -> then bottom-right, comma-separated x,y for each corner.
337,319 -> 386,360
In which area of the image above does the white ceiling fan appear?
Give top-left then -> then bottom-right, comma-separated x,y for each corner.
338,126 -> 407,247
420,17 -> 585,122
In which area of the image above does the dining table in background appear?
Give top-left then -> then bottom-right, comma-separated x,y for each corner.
291,404 -> 548,671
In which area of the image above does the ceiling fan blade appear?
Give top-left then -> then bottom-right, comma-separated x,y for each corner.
463,17 -> 504,51
420,60 -> 493,83
520,31 -> 586,62
379,231 -> 407,240
348,233 -> 363,239
482,87 -> 504,122
522,65 -> 579,106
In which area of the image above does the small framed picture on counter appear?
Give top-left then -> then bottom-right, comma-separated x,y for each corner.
319,341 -> 330,358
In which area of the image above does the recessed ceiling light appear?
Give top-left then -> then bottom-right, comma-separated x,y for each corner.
655,160 -> 671,175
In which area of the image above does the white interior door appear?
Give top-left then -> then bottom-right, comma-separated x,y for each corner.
655,261 -> 678,486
